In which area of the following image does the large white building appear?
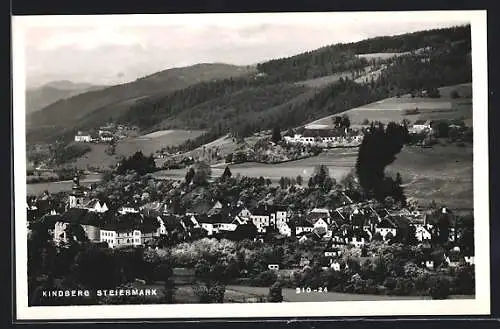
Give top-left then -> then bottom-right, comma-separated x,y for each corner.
74,131 -> 92,142
411,120 -> 433,134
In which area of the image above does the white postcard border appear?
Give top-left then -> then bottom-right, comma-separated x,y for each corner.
12,10 -> 490,320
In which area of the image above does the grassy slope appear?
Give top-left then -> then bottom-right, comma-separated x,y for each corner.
307,83 -> 472,128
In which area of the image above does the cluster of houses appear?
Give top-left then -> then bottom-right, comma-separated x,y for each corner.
284,127 -> 363,148
74,130 -> 114,143
73,123 -> 138,143
27,173 -> 474,271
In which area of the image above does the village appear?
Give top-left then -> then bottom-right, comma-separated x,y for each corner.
27,163 -> 474,277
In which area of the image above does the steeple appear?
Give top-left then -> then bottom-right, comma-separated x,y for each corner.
71,172 -> 83,196
68,171 -> 84,209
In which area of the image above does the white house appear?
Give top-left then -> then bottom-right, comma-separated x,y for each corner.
250,204 -> 287,231
84,199 -> 109,213
464,256 -> 475,266
324,250 -> 341,258
213,222 -> 238,232
411,120 -> 433,134
200,222 -> 215,236
313,218 -> 329,231
375,218 -> 398,240
348,236 -> 366,248
415,225 -> 432,241
115,229 -> 142,247
277,222 -> 292,237
118,206 -> 139,215
295,224 -> 314,236
100,229 -> 117,248
330,260 -> 342,271
423,260 -> 434,270
74,131 -> 92,142
156,216 -> 168,236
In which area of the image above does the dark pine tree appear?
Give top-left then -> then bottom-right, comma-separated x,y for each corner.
185,167 -> 195,184
272,126 -> 282,144
221,166 -> 232,180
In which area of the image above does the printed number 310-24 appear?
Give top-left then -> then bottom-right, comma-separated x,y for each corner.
296,287 -> 328,293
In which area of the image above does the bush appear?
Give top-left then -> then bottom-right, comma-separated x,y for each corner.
429,278 -> 450,299
267,282 -> 284,302
251,270 -> 278,287
193,283 -> 226,303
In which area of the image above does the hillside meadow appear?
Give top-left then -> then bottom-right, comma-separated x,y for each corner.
307,83 -> 472,128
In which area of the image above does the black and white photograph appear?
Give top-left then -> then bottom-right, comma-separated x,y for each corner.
12,11 -> 490,320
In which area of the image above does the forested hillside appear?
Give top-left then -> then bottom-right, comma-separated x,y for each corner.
27,24 -> 471,146
27,64 -> 255,128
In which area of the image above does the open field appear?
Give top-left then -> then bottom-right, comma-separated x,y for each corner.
117,129 -> 205,156
307,83 -> 472,128
387,144 -> 473,209
27,173 -> 102,196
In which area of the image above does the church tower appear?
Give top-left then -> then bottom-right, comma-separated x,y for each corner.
68,172 -> 84,209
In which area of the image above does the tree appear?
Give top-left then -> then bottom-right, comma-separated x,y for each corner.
355,122 -> 409,202
185,167 -> 195,184
341,114 -> 351,130
323,176 -> 334,193
311,164 -> 330,188
333,116 -> 343,128
279,177 -> 286,190
296,175 -> 303,186
267,281 -> 284,302
272,126 -> 282,144
192,161 -> 211,185
221,166 -> 232,180
434,121 -> 450,138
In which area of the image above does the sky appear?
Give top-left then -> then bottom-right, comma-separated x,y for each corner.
17,12 -> 470,88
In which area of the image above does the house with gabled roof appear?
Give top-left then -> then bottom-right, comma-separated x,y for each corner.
350,208 -> 366,229
83,198 -> 109,213
308,208 -> 331,224
294,217 -> 314,236
211,213 -> 239,233
250,204 -> 288,231
375,217 -> 398,240
415,225 -> 432,241
444,253 -> 462,267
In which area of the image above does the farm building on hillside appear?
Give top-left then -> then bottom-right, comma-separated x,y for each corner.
74,131 -> 92,142
284,128 -> 363,147
411,120 -> 433,134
